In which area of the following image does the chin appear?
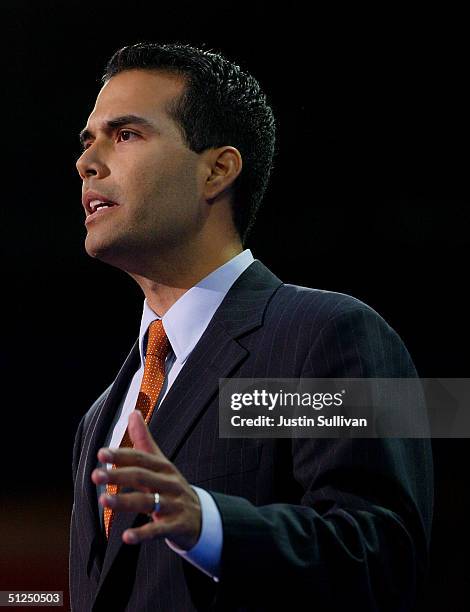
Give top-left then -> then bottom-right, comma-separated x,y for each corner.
85,235 -> 105,259
84,234 -> 143,275
85,233 -> 121,263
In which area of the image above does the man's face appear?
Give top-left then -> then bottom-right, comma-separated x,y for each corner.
76,69 -> 206,272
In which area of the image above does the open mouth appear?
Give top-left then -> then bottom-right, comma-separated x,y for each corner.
85,200 -> 119,224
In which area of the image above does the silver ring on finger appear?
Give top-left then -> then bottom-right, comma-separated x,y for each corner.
152,491 -> 161,514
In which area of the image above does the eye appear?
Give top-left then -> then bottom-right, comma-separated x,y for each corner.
117,129 -> 138,142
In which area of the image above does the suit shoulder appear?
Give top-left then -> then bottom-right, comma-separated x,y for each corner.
268,283 -> 417,376
267,283 -> 412,360
271,282 -> 387,327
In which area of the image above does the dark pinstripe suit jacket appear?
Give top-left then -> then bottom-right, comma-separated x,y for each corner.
70,260 -> 433,611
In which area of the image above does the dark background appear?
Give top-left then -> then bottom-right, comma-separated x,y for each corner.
1,2 -> 468,609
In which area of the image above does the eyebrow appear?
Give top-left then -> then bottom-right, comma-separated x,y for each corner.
79,114 -> 158,146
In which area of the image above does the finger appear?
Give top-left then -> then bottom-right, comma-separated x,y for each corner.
92,466 -> 180,493
122,518 -> 180,545
128,410 -> 164,456
99,491 -> 172,515
97,447 -> 171,473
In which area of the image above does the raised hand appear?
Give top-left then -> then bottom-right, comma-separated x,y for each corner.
91,410 -> 202,550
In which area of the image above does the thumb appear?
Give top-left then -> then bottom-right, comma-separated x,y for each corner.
128,410 -> 160,455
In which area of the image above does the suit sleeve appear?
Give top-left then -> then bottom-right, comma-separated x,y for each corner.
202,306 -> 434,610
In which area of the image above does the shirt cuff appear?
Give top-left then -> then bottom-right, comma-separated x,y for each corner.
165,486 -> 222,582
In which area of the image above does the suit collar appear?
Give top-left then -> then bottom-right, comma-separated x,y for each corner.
138,249 -> 256,365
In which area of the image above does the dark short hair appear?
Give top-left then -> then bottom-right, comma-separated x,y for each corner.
102,42 -> 276,243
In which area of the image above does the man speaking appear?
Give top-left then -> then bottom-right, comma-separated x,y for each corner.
70,42 -> 433,611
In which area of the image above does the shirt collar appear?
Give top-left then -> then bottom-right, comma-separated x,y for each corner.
138,249 -> 255,365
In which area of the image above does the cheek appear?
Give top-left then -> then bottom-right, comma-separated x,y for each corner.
114,150 -> 202,219
113,161 -> 160,211
143,159 -> 200,205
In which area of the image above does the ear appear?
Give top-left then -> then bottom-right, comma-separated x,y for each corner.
203,146 -> 243,202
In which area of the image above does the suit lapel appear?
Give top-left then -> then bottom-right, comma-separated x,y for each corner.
77,340 -> 140,580
96,260 -> 283,593
148,259 -> 283,459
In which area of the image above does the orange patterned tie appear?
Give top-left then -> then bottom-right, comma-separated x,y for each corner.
104,319 -> 170,538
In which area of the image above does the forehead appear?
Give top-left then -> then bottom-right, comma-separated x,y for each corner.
87,69 -> 185,127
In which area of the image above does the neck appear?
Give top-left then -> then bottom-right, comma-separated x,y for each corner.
130,242 -> 244,316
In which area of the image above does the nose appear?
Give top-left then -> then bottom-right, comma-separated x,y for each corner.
76,145 -> 110,180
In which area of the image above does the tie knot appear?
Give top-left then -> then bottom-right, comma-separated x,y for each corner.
146,319 -> 169,359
